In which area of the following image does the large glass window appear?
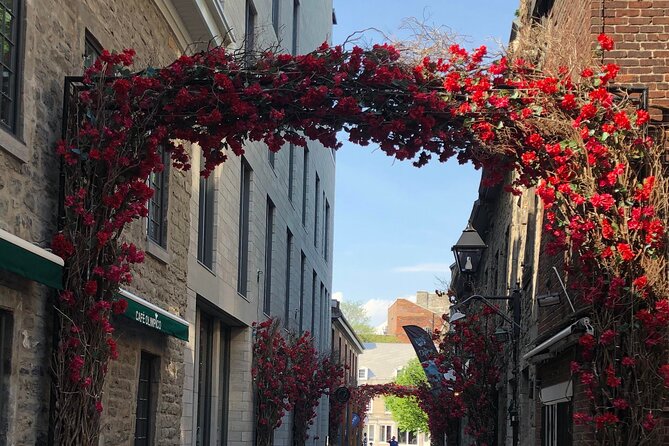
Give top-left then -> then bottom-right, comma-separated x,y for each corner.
0,310 -> 12,444
148,147 -> 170,248
284,229 -> 293,324
244,0 -> 256,54
237,158 -> 252,296
288,144 -> 295,202
271,0 -> 280,36
134,352 -> 158,446
324,199 -> 330,260
291,0 -> 299,55
196,313 -> 213,446
263,198 -> 275,315
197,153 -> 215,268
310,271 -> 317,335
313,174 -> 320,247
301,147 -> 309,226
196,311 -> 230,446
299,252 -> 305,331
0,0 -> 20,133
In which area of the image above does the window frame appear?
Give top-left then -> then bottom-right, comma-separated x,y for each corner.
197,153 -> 216,269
263,197 -> 275,315
0,310 -> 12,443
0,0 -> 21,134
134,351 -> 159,446
147,147 -> 170,248
237,158 -> 252,296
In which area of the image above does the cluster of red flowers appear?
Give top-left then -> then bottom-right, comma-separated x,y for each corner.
252,319 -> 343,446
52,33 -> 667,444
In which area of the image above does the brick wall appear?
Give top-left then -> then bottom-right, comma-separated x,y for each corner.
515,2 -> 669,445
387,299 -> 441,342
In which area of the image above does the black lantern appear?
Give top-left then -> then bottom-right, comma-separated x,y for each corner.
451,223 -> 487,274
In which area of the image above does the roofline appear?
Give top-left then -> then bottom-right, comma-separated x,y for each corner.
331,300 -> 365,353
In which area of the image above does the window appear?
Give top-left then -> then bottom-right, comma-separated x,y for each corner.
367,424 -> 375,441
134,352 -> 158,446
268,149 -> 275,168
148,147 -> 170,248
237,158 -> 252,296
299,252 -> 305,331
196,313 -> 213,446
313,174 -> 320,247
310,271 -> 317,335
0,0 -> 20,133
83,30 -> 101,69
196,310 -> 230,446
291,0 -> 299,55
542,401 -> 572,446
263,198 -> 275,315
358,368 -> 368,380
0,310 -> 12,443
197,153 -> 215,268
380,425 -> 392,442
288,143 -> 295,201
301,147 -> 309,226
284,229 -> 293,324
324,199 -> 330,260
398,429 -> 418,445
244,0 -> 256,54
271,0 -> 280,37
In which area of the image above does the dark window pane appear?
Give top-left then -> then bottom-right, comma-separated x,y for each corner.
197,153 -> 215,268
134,352 -> 157,446
0,0 -> 17,133
147,147 -> 169,247
0,311 -> 13,444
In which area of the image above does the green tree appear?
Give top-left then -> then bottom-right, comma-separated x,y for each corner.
339,300 -> 374,336
386,358 -> 429,432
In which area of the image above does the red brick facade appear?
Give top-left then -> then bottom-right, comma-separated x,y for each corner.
387,299 -> 442,343
526,2 -> 669,444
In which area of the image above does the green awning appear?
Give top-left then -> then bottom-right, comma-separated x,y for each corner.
118,288 -> 189,341
0,228 -> 64,289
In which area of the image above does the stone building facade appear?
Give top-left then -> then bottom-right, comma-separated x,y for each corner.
0,0 -> 336,445
451,1 -> 669,445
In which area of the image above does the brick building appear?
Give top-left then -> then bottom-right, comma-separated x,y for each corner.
0,1 -> 336,445
330,299 -> 365,446
451,1 -> 669,445
387,292 -> 448,342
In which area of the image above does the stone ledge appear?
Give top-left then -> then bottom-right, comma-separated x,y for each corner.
0,127 -> 29,163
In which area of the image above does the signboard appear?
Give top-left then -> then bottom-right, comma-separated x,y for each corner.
119,289 -> 189,341
403,325 -> 442,390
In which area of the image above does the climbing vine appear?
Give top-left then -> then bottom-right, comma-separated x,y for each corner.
52,32 -> 667,444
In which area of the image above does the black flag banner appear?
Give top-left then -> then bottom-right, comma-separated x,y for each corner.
403,325 -> 443,390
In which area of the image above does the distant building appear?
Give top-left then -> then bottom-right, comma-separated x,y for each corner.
386,293 -> 448,342
330,300 -> 365,446
358,343 -> 429,446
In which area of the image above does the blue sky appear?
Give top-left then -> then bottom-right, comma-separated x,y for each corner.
330,0 -> 519,326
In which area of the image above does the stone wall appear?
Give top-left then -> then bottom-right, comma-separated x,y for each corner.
0,1 -> 190,445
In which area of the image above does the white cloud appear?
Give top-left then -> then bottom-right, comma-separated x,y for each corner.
363,299 -> 394,326
332,291 -> 344,302
393,263 -> 452,273
397,294 -> 417,303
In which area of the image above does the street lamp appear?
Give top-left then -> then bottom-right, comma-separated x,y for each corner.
451,223 -> 521,446
451,223 -> 487,275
